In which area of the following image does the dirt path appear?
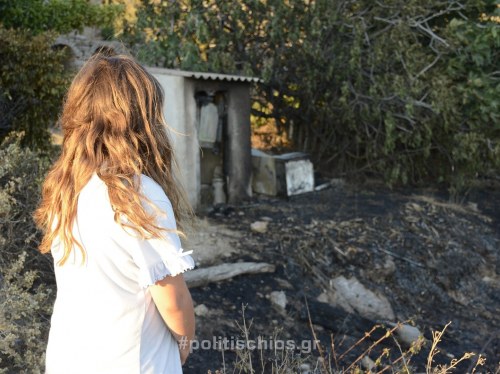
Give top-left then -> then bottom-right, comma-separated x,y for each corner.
183,182 -> 500,373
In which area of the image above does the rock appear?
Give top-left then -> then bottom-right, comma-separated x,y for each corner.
373,256 -> 396,277
316,292 -> 330,304
300,363 -> 311,373
481,275 -> 499,287
311,324 -> 324,332
276,278 -> 294,290
269,290 -> 287,311
448,290 -> 468,306
384,257 -> 396,273
317,287 -> 355,314
250,221 -> 269,233
397,324 -> 422,346
361,355 -> 376,371
329,276 -> 395,321
194,304 -> 209,317
388,323 -> 422,347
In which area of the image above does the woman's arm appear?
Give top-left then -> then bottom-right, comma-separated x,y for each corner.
149,274 -> 195,364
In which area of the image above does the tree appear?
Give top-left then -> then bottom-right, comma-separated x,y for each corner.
0,0 -> 121,148
122,0 -> 499,192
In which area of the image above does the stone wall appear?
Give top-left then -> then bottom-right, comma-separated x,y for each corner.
54,27 -> 127,63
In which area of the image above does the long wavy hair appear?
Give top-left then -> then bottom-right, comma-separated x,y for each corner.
34,53 -> 191,265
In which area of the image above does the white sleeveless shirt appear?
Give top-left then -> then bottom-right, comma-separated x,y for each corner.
45,173 -> 194,374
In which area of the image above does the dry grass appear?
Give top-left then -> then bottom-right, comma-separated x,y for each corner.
410,195 -> 492,223
206,305 -> 499,374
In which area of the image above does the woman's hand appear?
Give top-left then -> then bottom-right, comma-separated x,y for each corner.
178,338 -> 191,365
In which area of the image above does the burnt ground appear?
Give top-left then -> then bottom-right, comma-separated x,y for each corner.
184,180 -> 500,374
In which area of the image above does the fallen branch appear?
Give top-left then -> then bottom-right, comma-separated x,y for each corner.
185,262 -> 276,288
373,245 -> 426,268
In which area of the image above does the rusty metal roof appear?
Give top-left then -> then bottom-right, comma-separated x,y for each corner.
147,66 -> 261,83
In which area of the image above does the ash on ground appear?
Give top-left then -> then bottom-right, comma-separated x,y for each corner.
184,181 -> 500,373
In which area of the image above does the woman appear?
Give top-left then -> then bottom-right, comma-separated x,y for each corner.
34,53 -> 195,373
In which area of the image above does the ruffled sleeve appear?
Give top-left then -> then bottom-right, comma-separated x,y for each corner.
126,175 -> 195,288
134,213 -> 195,288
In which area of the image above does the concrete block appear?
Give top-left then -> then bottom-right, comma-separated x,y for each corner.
283,157 -> 315,196
251,150 -> 314,196
251,149 -> 279,196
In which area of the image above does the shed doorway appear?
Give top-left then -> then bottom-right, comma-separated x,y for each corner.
196,91 -> 228,207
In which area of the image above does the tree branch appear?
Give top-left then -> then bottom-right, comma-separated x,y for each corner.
414,54 -> 442,80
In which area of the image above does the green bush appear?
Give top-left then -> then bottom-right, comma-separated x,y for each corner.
0,27 -> 70,149
0,134 -> 55,373
0,0 -> 120,35
0,0 -> 123,149
0,253 -> 53,374
0,134 -> 54,275
439,17 -> 500,193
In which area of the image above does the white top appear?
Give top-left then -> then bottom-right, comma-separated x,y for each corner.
45,173 -> 194,374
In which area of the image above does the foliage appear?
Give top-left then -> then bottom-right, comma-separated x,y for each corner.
0,0 -> 120,35
440,16 -> 500,193
0,134 -> 55,373
0,133 -> 55,274
0,0 -> 122,149
0,253 -> 54,374
123,0 -> 500,193
0,27 -> 70,148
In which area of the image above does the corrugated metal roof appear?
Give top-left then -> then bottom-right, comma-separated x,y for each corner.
147,66 -> 261,83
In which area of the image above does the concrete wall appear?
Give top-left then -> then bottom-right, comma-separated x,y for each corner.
151,73 -> 200,208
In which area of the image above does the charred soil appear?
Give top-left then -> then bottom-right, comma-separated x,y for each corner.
185,181 -> 500,373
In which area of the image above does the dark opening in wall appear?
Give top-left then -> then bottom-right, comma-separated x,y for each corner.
51,44 -> 76,70
195,90 -> 228,206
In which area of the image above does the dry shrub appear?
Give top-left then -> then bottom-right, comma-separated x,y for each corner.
0,253 -> 53,373
0,133 -> 54,274
0,134 -> 55,373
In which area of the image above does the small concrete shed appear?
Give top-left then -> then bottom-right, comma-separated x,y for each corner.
147,67 -> 259,209
54,32 -> 257,209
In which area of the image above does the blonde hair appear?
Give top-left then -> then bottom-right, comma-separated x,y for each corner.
34,54 -> 191,265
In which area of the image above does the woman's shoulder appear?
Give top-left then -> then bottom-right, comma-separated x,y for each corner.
86,172 -> 170,204
139,174 -> 170,203
80,172 -> 107,199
